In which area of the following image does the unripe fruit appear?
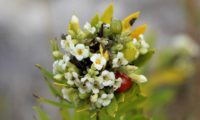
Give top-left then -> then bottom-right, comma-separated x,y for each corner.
115,72 -> 133,93
110,20 -> 122,34
122,41 -> 139,62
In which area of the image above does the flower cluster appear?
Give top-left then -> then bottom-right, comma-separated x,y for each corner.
51,3 -> 150,109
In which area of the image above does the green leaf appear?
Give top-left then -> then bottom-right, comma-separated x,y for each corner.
106,97 -> 118,118
45,78 -> 62,97
132,49 -> 155,67
35,64 -> 63,97
35,64 -> 53,80
117,84 -> 144,114
60,108 -> 71,120
119,94 -> 146,114
91,13 -> 99,26
74,109 -> 94,120
50,39 -> 59,51
33,94 -> 74,108
99,109 -> 114,120
101,3 -> 114,23
76,103 -> 90,113
116,93 -> 125,104
33,106 -> 51,120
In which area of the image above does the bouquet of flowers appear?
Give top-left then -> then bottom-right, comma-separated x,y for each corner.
34,3 -> 154,120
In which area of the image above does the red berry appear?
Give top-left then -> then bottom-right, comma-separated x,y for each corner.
115,72 -> 133,93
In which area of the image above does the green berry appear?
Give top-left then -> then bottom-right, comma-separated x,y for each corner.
110,20 -> 122,34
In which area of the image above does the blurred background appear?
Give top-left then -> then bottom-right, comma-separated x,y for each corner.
0,0 -> 200,120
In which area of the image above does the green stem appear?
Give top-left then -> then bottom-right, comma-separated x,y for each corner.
96,111 -> 99,120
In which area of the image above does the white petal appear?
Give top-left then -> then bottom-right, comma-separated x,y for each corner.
94,64 -> 103,70
103,80 -> 113,86
138,75 -> 148,83
92,88 -> 99,94
102,70 -> 109,75
78,87 -> 86,94
63,55 -> 70,62
109,72 -> 115,80
86,82 -> 93,90
84,22 -> 91,30
83,49 -> 89,58
64,72 -> 72,80
100,57 -> 106,66
102,99 -> 111,106
121,58 -> 128,65
117,52 -> 124,58
101,93 -> 108,99
66,35 -> 72,41
61,40 -> 66,49
133,38 -> 137,44
62,88 -> 70,101
76,55 -> 84,61
76,44 -> 85,49
72,72 -> 78,79
67,79 -> 74,85
90,94 -> 98,102
71,15 -> 79,24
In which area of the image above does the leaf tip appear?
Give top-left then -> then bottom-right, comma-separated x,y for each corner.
35,64 -> 41,69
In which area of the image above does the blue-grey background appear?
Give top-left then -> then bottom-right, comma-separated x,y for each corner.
0,0 -> 199,120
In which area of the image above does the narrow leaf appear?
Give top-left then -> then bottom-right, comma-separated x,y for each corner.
35,64 -> 53,80
91,13 -> 99,26
33,106 -> 51,120
106,97 -> 118,118
33,94 -> 74,108
130,24 -> 148,39
132,49 -> 155,67
122,11 -> 140,31
101,3 -> 114,23
60,108 -> 71,120
45,78 -> 63,97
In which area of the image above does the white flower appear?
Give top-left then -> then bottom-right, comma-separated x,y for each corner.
139,34 -> 149,54
53,55 -> 70,74
100,70 -> 115,87
113,78 -> 122,90
62,88 -> 70,101
92,87 -> 100,94
72,44 -> 89,61
90,54 -> 106,70
84,22 -> 96,34
78,75 -> 95,94
61,35 -> 75,52
112,52 -> 128,68
63,54 -> 70,62
97,93 -> 114,107
64,72 -> 79,86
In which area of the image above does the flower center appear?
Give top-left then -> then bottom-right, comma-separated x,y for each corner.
77,49 -> 83,55
95,59 -> 101,64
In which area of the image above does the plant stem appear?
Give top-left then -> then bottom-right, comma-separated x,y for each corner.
96,111 -> 99,120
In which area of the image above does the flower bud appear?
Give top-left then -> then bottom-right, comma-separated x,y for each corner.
79,93 -> 89,99
90,94 -> 98,102
69,15 -> 80,32
53,74 -> 64,81
62,88 -> 79,104
52,51 -> 63,59
129,73 -> 147,83
110,20 -> 122,34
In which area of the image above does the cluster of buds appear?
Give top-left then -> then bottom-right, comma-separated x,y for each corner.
51,3 -> 149,109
